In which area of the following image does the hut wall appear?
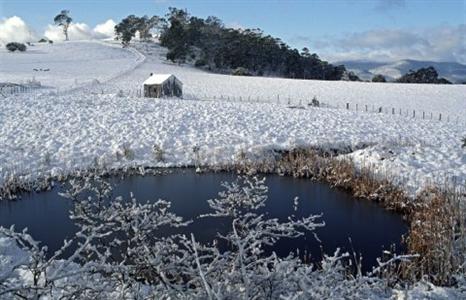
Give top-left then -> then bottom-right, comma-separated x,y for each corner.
144,77 -> 182,98
144,85 -> 162,97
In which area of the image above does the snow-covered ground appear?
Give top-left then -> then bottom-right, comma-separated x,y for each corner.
1,40 -> 466,299
0,41 -> 465,196
97,42 -> 466,122
0,40 -> 143,90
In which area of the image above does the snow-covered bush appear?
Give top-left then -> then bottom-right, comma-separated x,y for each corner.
6,42 -> 27,52
309,96 -> 320,107
117,89 -> 125,97
0,174 -> 443,299
152,144 -> 164,162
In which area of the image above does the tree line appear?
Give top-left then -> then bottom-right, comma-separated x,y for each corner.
8,7 -> 455,84
371,67 -> 451,84
115,8 -> 355,81
114,8 -> 456,84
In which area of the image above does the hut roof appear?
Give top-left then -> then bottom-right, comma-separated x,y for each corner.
143,74 -> 179,85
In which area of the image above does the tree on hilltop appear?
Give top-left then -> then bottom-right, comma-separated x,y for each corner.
54,10 -> 72,41
115,15 -> 164,46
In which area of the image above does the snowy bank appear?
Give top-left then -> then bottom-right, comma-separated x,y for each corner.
0,92 -> 464,197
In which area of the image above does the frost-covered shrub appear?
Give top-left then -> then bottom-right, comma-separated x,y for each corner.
310,96 -> 320,107
0,174 -> 426,298
192,145 -> 201,166
153,144 -> 164,162
117,89 -> 125,97
6,42 -> 27,52
115,144 -> 134,160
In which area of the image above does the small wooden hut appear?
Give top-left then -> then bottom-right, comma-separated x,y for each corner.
143,74 -> 183,98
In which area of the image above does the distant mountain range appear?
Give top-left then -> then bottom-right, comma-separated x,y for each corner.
336,59 -> 466,83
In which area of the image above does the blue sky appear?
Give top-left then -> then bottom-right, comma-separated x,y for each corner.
1,0 -> 465,62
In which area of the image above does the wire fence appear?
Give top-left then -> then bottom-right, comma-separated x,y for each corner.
3,83 -> 465,126
182,92 -> 466,126
337,102 -> 464,124
0,83 -> 57,98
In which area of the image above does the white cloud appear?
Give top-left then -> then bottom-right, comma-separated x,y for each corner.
93,19 -> 117,39
337,29 -> 428,50
310,25 -> 466,64
44,19 -> 116,41
0,16 -> 37,44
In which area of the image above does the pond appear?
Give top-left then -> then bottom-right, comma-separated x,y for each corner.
0,169 -> 408,273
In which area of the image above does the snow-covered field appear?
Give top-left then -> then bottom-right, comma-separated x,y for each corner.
1,40 -> 466,299
0,41 -> 143,90
103,42 -> 466,121
0,41 -> 465,196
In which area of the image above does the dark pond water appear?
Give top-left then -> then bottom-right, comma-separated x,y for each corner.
0,169 -> 408,273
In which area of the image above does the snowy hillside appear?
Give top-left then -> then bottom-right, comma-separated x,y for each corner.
2,41 -> 465,119
0,41 -> 465,197
83,42 -> 466,121
0,40 -> 143,90
340,59 -> 466,83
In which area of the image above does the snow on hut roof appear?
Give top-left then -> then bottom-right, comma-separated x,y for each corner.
143,74 -> 175,85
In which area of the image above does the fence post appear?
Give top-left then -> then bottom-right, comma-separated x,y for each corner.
423,111 -> 425,119
392,108 -> 395,114
439,113 -> 442,121
413,110 -> 415,118
346,103 -> 349,110
365,105 -> 368,112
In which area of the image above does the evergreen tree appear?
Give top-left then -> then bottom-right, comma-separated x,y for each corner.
157,8 -> 347,80
54,10 -> 72,41
115,15 -> 163,46
396,66 -> 451,84
372,74 -> 387,82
